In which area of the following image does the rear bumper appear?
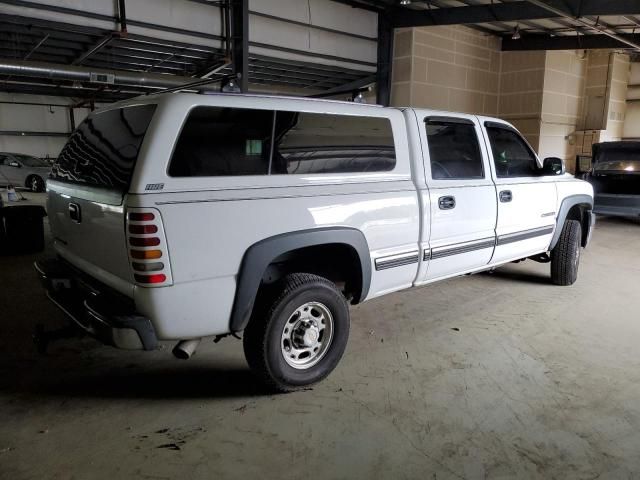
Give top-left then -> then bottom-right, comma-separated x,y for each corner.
34,258 -> 158,350
594,194 -> 640,217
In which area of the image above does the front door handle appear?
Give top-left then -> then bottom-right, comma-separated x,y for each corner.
438,195 -> 456,210
69,203 -> 81,223
499,190 -> 512,203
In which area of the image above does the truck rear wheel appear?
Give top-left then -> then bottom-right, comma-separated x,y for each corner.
243,273 -> 350,392
550,219 -> 582,286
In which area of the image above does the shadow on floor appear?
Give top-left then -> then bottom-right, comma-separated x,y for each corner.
480,268 -> 551,285
0,359 -> 273,400
32,367 -> 267,399
0,235 -> 276,401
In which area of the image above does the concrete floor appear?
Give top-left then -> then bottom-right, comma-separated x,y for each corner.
1,195 -> 640,479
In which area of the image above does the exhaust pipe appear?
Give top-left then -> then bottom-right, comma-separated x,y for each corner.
172,339 -> 201,360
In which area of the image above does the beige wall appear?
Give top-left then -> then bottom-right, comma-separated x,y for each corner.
602,54 -> 631,142
572,52 -> 631,162
623,63 -> 640,139
391,25 -> 500,115
391,25 -> 632,171
498,51 -> 546,149
390,28 -> 413,107
537,50 -> 587,171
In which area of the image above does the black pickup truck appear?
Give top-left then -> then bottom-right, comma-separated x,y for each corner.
577,141 -> 640,217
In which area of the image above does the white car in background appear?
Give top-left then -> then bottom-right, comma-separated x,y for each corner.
0,152 -> 51,192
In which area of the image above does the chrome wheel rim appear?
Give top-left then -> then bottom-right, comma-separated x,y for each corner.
31,178 -> 38,191
281,301 -> 334,370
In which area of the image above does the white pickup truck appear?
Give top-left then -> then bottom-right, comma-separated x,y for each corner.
36,93 -> 594,391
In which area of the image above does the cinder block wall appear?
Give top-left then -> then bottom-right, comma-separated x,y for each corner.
498,51 -> 546,149
391,26 -> 500,116
391,25 -> 632,172
572,52 -> 631,162
537,51 -> 587,171
623,63 -> 640,139
390,26 -> 546,149
601,53 -> 631,142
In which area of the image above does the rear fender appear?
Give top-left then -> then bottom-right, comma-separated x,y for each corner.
230,227 -> 371,332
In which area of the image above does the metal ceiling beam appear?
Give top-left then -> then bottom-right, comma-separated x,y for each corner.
230,0 -> 248,92
456,0 -> 558,36
72,34 -> 115,65
0,44 -> 75,58
317,74 -> 376,96
329,0 -> 386,14
83,58 -> 189,74
94,46 -> 202,66
250,54 -> 370,77
524,0 -> 640,51
376,13 -> 392,106
502,33 -> 640,50
0,48 -> 68,63
390,1 -> 640,28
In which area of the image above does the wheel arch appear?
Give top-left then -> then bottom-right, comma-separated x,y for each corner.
230,227 -> 371,333
24,174 -> 34,188
549,194 -> 594,250
25,174 -> 43,191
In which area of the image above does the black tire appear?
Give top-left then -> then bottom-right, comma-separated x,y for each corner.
550,219 -> 582,286
243,273 -> 350,392
27,175 -> 44,192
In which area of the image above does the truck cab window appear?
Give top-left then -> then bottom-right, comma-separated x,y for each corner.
486,126 -> 540,178
425,120 -> 484,180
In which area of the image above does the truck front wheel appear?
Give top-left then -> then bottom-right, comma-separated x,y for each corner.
243,273 -> 350,392
550,219 -> 582,286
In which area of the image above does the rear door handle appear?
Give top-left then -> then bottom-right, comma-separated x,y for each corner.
499,190 -> 512,203
438,196 -> 456,210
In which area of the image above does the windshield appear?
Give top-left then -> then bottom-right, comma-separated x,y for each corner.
51,104 -> 156,191
594,144 -> 640,166
14,155 -> 49,167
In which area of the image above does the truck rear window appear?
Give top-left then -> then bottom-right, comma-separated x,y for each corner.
52,104 -> 156,191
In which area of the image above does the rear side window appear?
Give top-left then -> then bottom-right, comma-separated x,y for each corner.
271,112 -> 395,174
168,107 -> 396,177
486,126 -> 540,178
52,104 -> 156,191
425,120 -> 484,180
169,107 -> 274,177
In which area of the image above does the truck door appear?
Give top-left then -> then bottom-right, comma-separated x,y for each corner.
482,121 -> 556,264
416,115 -> 497,283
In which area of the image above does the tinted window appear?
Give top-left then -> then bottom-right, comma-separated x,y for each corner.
169,107 -> 274,177
486,126 -> 540,178
271,112 -> 395,174
425,120 -> 483,179
168,108 -> 396,177
594,144 -> 640,164
15,155 -> 48,167
52,104 -> 156,191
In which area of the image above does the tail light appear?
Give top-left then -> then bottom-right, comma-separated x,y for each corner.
126,208 -> 172,287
